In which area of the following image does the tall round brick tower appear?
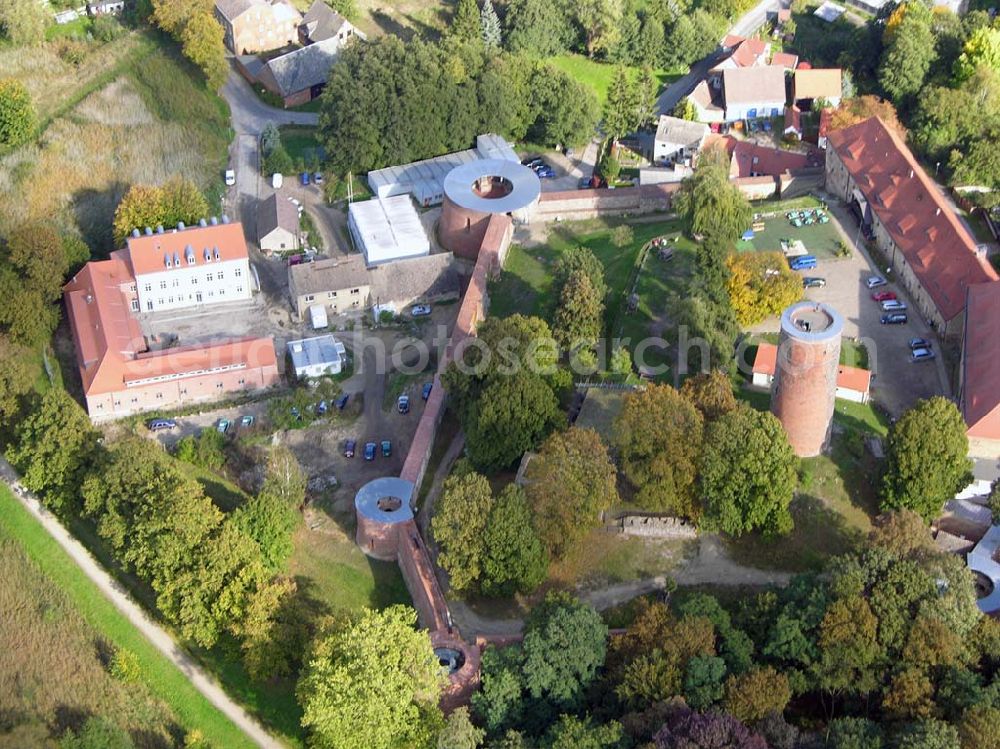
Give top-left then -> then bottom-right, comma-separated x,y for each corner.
770,301 -> 844,457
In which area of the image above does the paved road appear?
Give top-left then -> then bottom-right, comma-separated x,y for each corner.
656,0 -> 781,115
0,458 -> 281,749
222,66 -> 319,136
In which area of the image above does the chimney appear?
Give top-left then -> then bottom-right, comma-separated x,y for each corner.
131,228 -> 140,238
156,225 -> 164,234
210,216 -> 218,225
199,218 -> 208,227
177,221 -> 186,231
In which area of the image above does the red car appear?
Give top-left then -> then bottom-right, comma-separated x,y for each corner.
872,290 -> 897,302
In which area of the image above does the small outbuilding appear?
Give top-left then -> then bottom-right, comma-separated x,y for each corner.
258,193 -> 300,254
287,334 -> 347,378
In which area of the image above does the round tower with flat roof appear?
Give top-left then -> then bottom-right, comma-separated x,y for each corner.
770,301 -> 844,457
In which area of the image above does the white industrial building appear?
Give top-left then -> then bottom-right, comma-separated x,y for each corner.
366,134 -> 519,206
121,220 -> 253,313
348,195 -> 430,266
287,334 -> 347,378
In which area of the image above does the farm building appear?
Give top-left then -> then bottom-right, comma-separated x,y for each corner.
348,195 -> 430,266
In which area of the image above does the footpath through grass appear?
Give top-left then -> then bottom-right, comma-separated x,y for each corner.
0,485 -> 255,748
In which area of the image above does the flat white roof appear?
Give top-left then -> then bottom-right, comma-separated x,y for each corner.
287,334 -> 345,370
348,195 -> 430,266
814,0 -> 846,20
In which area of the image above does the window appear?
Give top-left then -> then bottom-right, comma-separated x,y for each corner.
191,276 -> 197,285
172,279 -> 179,287
130,299 -> 139,312
147,300 -> 153,311
160,280 -> 167,290
235,268 -> 242,277
156,392 -> 163,399
327,291 -> 337,298
144,283 -> 152,292
217,382 -> 224,389
158,299 -> 164,306
218,271 -> 224,279
168,296 -> 174,304
305,294 -> 315,302
351,288 -> 360,295
236,286 -> 243,293
219,289 -> 225,295
206,273 -> 213,282
238,378 -> 245,385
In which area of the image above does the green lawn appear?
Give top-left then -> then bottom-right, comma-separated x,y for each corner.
546,53 -> 684,103
737,202 -> 844,259
45,16 -> 93,40
279,125 -> 325,168
0,486 -> 255,748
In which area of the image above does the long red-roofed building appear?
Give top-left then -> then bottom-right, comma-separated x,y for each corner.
825,116 -> 998,334
960,281 -> 1000,458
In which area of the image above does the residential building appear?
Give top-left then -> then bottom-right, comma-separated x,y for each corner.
687,81 -> 726,124
258,194 -> 300,254
825,117 -> 998,334
215,0 -> 301,54
713,36 -> 771,72
784,105 -> 802,139
960,281 -> 1000,459
122,221 -> 253,314
769,52 -> 799,70
367,134 -> 518,206
86,1 -> 125,15
706,135 -> 818,178
721,67 -> 787,122
299,0 -> 359,44
793,68 -> 842,108
813,1 -> 846,21
63,259 -> 278,421
256,36 -> 344,106
652,116 -> 709,165
287,252 -> 460,319
287,334 -> 347,378
752,341 -> 872,403
348,195 -> 430,266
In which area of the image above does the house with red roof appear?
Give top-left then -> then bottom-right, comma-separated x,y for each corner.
960,281 -> 1000,458
826,117 -> 998,335
752,342 -> 872,403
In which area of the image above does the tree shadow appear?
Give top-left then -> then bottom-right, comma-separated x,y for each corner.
72,183 -> 126,256
51,704 -> 91,739
369,10 -> 416,40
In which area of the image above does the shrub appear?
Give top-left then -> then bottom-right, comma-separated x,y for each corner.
611,225 -> 634,248
109,647 -> 142,683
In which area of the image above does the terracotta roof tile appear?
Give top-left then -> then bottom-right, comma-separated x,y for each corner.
962,281 -> 1000,439
754,343 -> 871,394
125,222 -> 249,277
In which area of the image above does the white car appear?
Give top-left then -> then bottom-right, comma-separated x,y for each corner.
224,169 -> 236,186
410,304 -> 432,317
866,275 -> 887,289
910,347 -> 936,363
881,299 -> 907,312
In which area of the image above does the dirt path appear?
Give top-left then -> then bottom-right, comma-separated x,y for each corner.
449,535 -> 792,638
417,430 -> 465,535
0,458 -> 282,749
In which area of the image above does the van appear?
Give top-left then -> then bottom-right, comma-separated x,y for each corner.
789,255 -> 817,271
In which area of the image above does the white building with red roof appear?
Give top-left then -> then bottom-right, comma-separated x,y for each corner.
826,116 -> 998,335
121,220 -> 252,313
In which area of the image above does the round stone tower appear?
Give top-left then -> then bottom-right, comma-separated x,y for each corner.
770,301 -> 844,457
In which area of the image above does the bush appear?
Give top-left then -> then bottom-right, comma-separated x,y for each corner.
173,428 -> 226,470
109,647 -> 142,683
92,15 -> 124,42
263,144 -> 293,176
611,225 -> 634,248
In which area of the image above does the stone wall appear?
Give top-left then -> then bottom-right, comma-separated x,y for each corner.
618,514 -> 698,539
396,519 -> 450,632
534,184 -> 679,221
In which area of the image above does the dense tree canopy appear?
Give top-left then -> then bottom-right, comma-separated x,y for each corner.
726,251 -> 802,327
679,370 -> 738,422
674,150 -> 751,244
881,397 -> 972,522
433,468 -> 495,592
112,177 -> 210,245
297,606 -> 443,749
480,484 -> 548,597
0,78 -> 35,148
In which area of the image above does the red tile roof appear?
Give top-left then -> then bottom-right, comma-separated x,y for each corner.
770,52 -> 799,69
827,117 -> 998,321
754,342 -> 871,394
962,281 -> 1000,440
729,138 -> 812,177
124,222 -> 248,277
123,337 -> 277,385
784,105 -> 802,133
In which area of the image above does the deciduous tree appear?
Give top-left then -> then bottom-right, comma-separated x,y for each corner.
879,3 -> 937,102
297,605 -> 444,749
0,333 -> 33,426
680,370 -> 737,422
652,704 -> 767,749
481,484 -> 547,597
433,469 -> 493,592
438,707 -> 485,749
0,78 -> 35,148
722,667 -> 791,723
674,151 -> 751,243
181,11 -> 229,90
882,397 -> 972,522
699,406 -> 797,537
553,270 -> 604,349
829,96 -> 905,135
576,0 -> 624,57
954,26 -> 1000,81
726,251 -> 802,326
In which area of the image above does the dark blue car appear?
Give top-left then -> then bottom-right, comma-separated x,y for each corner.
336,394 -> 349,410
422,382 -> 433,400
364,441 -> 377,460
300,172 -> 310,186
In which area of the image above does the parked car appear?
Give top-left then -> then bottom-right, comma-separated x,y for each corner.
866,276 -> 888,289
521,157 -> 543,167
397,395 -> 410,414
535,167 -> 555,179
872,290 -> 897,302
316,400 -> 328,415
381,440 -> 392,458
910,347 -> 936,362
881,299 -> 907,312
146,418 -> 177,432
422,382 -> 433,400
411,304 -> 432,317
909,337 -> 932,350
287,254 -> 304,266
789,255 -> 817,271
290,406 -> 301,420
224,169 -> 236,186
300,172 -> 310,186
364,441 -> 377,461
881,312 -> 908,325
336,394 -> 349,410
578,176 -> 594,189
216,418 -> 231,434
802,277 -> 826,288
240,415 -> 254,428
313,172 -> 324,184
344,439 -> 356,458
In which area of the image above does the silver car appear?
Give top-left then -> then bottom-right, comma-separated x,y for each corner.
881,299 -> 907,312
866,276 -> 887,289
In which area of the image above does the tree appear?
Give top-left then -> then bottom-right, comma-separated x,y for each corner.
882,397 -> 972,522
674,151 -> 751,243
173,428 -> 226,470
451,0 -> 481,43
438,707 -> 484,749
683,655 -> 727,709
958,705 -> 1000,749
297,605 -> 444,749
635,65 -> 659,128
4,222 -> 70,300
674,97 -> 697,121
544,714 -> 625,749
894,719 -> 961,749
817,595 -> 884,696
433,470 -> 494,592
554,270 -> 604,349
879,4 -> 937,102
722,667 -> 791,723
524,427 -> 619,559
505,0 -> 575,57
604,67 -> 640,141
60,717 -> 135,749
0,78 -> 35,148
181,11 -> 228,89
151,0 -> 212,36
726,251 -> 802,326
520,592 -> 608,711
480,484 -> 548,597
112,178 -> 209,245
0,0 -> 47,45
232,492 -> 298,572
652,704 -> 767,749
700,406 -> 797,537
826,717 -> 883,749
680,370 -> 737,422
159,175 -> 211,229
0,333 -> 33,425
260,445 -> 308,508
613,383 -> 704,516
576,0 -> 624,57
828,96 -> 905,135
954,26 -> 1000,81
480,0 -> 502,50
9,389 -> 99,515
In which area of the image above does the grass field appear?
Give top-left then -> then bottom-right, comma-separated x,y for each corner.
279,125 -> 326,168
547,53 -> 684,103
0,37 -> 229,250
737,200 -> 844,259
0,485 -> 254,747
